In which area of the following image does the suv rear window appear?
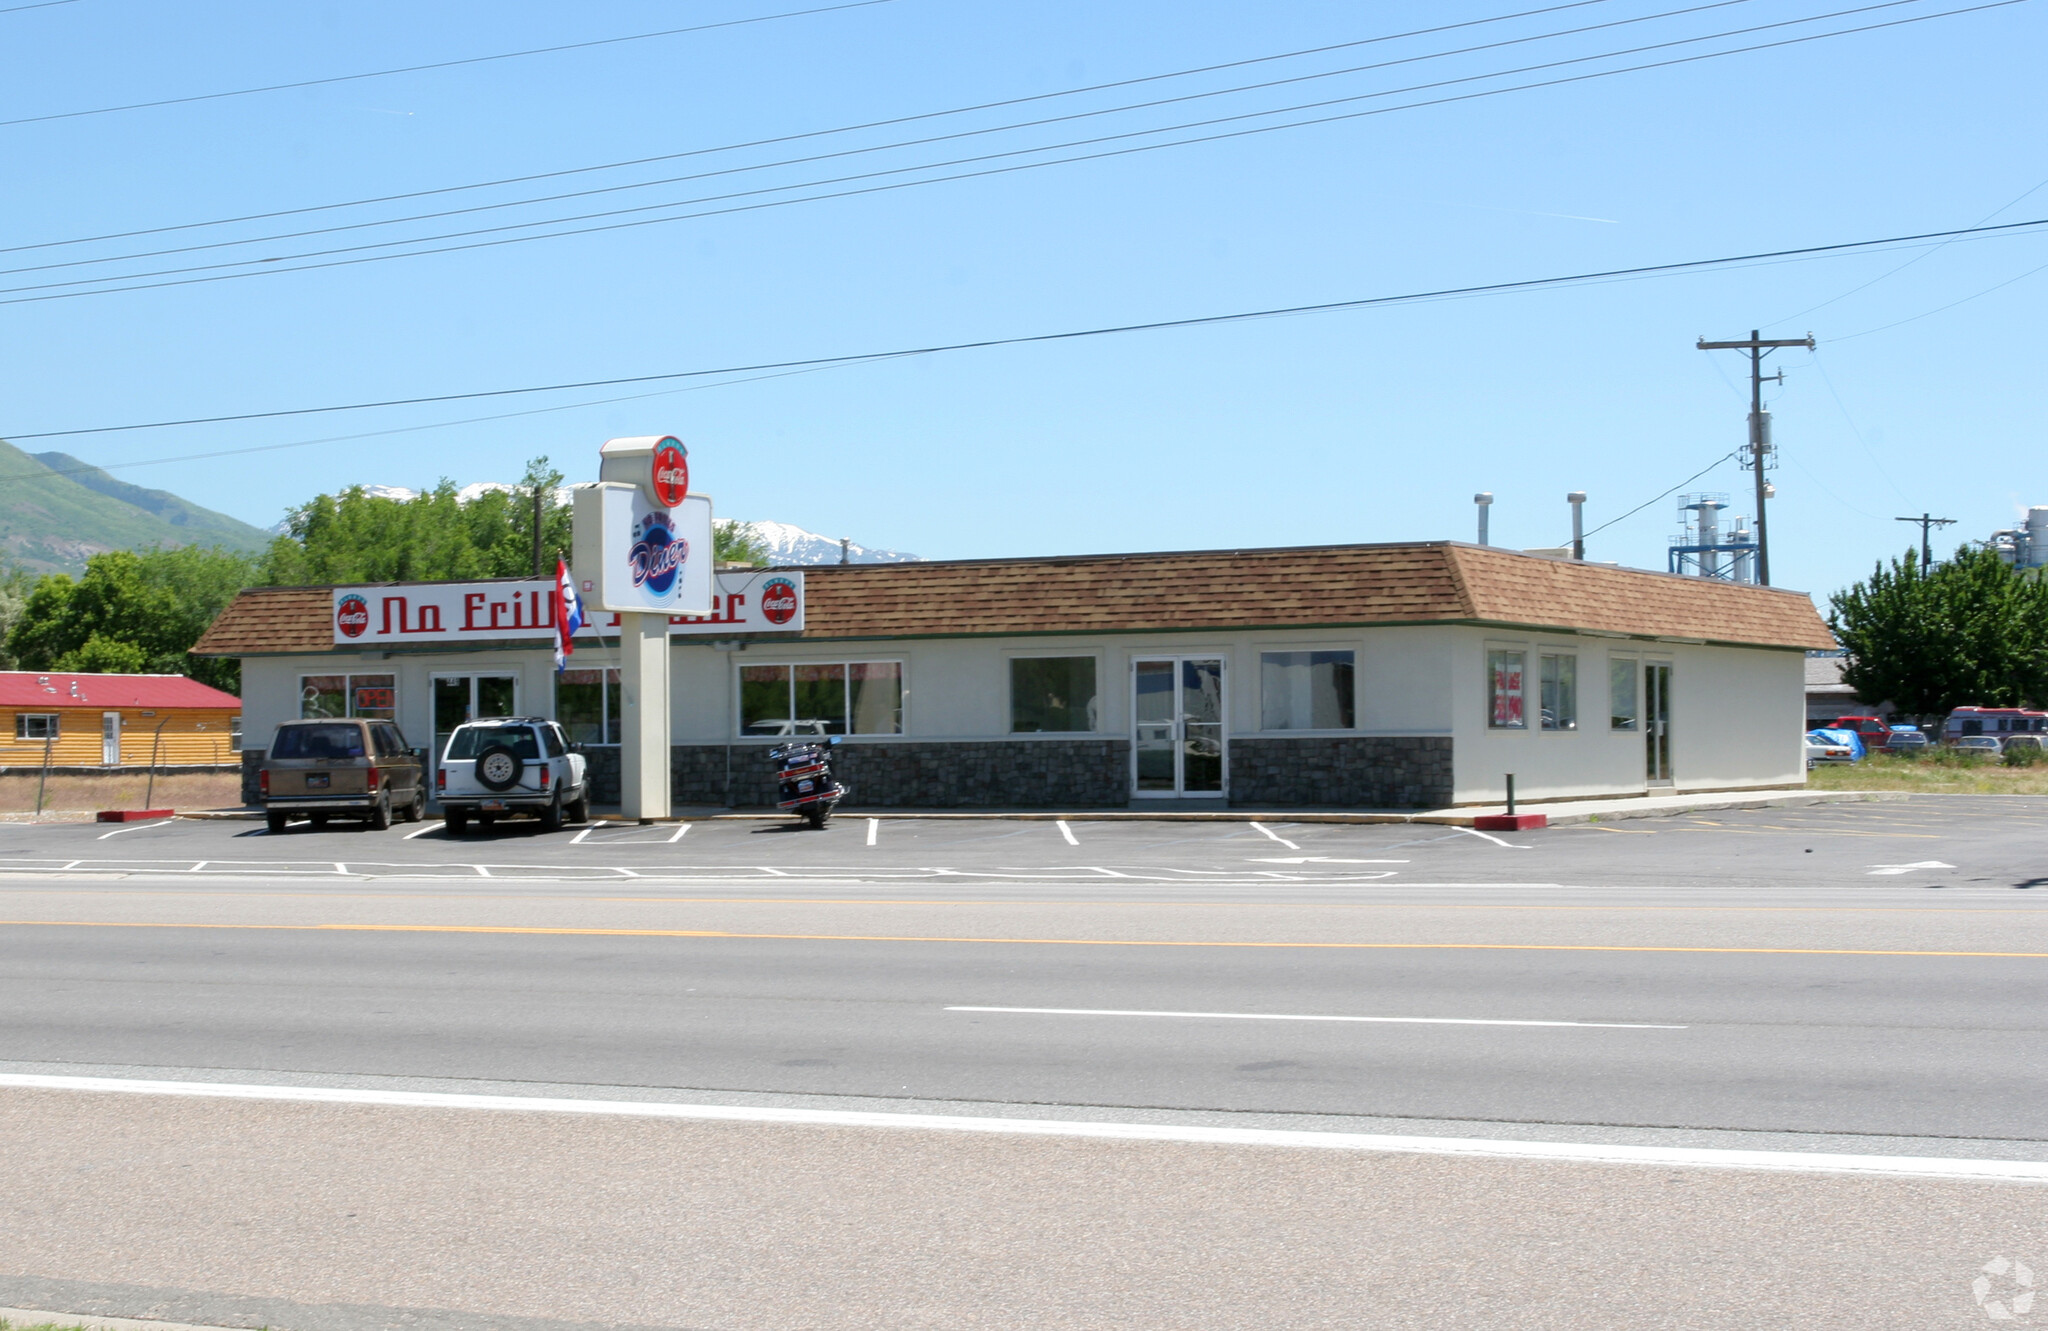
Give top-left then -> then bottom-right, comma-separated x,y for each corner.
272,723 -> 366,759
447,725 -> 542,760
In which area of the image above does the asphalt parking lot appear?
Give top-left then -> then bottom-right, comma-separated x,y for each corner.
5,795 -> 2046,1329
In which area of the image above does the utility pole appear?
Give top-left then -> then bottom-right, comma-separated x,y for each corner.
531,484 -> 545,577
1697,329 -> 1814,586
1894,513 -> 1955,572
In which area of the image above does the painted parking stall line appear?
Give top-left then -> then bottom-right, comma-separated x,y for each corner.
1056,821 -> 1079,846
1250,822 -> 1300,850
96,819 -> 175,840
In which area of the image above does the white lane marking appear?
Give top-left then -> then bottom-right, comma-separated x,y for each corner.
1867,860 -> 1956,876
334,862 -> 348,876
569,825 -> 596,845
3,1074 -> 2039,1182
946,1006 -> 1684,1030
867,818 -> 879,846
1249,857 -> 1410,865
1250,821 -> 1299,850
403,821 -> 444,840
668,823 -> 691,844
1056,820 -> 1079,846
1457,826 -> 1531,849
474,864 -> 491,877
95,819 -> 175,840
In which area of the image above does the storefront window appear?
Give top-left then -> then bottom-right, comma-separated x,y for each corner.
1540,654 -> 1577,731
1610,657 -> 1639,731
301,673 -> 395,721
1487,650 -> 1526,730
740,663 -> 904,736
1010,657 -> 1098,733
556,668 -> 621,745
1259,651 -> 1355,730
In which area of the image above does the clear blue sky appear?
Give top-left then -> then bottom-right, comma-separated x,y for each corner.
2,0 -> 2042,599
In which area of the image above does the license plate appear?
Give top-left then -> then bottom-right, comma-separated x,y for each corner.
482,799 -> 507,811
797,779 -> 814,792
305,774 -> 329,789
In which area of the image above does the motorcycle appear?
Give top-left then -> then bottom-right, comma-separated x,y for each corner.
769,734 -> 846,829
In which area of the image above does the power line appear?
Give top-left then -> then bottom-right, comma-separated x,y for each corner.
0,0 -> 899,130
0,0 -> 1770,281
0,0 -> 79,13
0,0 -> 1627,256
4,0 -> 2019,306
9,215 -> 2045,443
1578,453 -> 1741,543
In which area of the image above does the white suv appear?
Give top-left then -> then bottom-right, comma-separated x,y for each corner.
436,717 -> 589,834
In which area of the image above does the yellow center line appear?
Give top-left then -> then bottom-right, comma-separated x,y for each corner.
2,919 -> 2045,957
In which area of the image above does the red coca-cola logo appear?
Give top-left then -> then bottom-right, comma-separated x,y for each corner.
651,439 -> 689,507
335,594 -> 369,638
760,577 -> 799,625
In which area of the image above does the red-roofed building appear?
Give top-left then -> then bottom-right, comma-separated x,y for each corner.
0,672 -> 242,768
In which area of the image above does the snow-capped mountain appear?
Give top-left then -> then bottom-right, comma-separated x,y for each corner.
726,519 -> 921,565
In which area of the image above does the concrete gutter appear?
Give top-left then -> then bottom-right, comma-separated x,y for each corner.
172,790 -> 1903,828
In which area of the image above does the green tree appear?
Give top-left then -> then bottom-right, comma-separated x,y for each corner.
1829,545 -> 2048,719
261,458 -> 573,585
3,546 -> 256,690
0,563 -> 33,669
714,519 -> 769,567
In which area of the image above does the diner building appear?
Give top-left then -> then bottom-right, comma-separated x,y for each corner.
193,541 -> 1835,810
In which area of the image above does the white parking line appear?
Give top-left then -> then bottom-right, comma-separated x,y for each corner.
1867,860 -> 1955,876
95,819 -> 175,840
1056,820 -> 1079,846
403,821 -> 444,840
1249,821 -> 1299,850
5,1074 -> 2039,1181
944,1006 -> 1685,1030
1457,826 -> 1531,849
668,823 -> 691,844
867,818 -> 879,846
569,825 -> 597,845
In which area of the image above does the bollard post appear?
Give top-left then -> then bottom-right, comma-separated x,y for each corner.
1505,773 -> 1516,816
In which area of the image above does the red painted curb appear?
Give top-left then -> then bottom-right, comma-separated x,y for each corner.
1473,813 -> 1548,831
95,809 -> 175,822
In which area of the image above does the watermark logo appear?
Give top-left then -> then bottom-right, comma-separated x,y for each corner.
335,593 -> 369,638
760,576 -> 799,625
628,511 -> 687,596
1976,1256 -> 2036,1320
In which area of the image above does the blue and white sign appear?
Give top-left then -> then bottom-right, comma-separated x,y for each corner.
572,483 -> 713,615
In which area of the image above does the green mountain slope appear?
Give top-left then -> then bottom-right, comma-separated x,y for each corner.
0,439 -> 272,574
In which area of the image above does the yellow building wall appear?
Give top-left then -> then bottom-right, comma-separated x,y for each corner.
0,707 -> 241,767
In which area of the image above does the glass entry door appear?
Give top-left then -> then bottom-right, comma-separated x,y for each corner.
1133,658 -> 1226,798
431,674 -> 518,774
1645,661 -> 1673,783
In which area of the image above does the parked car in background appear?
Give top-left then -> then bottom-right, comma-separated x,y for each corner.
1942,707 -> 2048,744
1828,715 -> 1894,750
260,718 -> 426,833
435,717 -> 589,833
1810,728 -> 1859,761
1804,729 -> 1861,767
1953,735 -> 2005,757
2001,734 -> 2045,760
1886,729 -> 1931,753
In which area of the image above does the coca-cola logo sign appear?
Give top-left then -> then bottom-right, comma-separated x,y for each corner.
651,439 -> 689,507
629,511 -> 687,595
760,577 -> 799,625
335,593 -> 369,638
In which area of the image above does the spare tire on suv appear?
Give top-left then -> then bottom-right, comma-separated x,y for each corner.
475,744 -> 523,791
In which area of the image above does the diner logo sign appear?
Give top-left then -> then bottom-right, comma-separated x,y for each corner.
330,569 -> 803,645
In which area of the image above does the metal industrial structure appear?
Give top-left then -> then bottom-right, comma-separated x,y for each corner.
1989,507 -> 2048,569
1668,493 -> 1757,583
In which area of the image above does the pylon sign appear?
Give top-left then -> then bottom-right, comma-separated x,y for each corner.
571,435 -> 714,615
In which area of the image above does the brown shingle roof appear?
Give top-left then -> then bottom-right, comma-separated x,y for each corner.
192,586 -> 333,656
192,543 -> 1836,656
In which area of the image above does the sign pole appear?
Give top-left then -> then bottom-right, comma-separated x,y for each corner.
618,610 -> 671,823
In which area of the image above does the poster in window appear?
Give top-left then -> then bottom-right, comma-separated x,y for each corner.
1491,654 -> 1524,728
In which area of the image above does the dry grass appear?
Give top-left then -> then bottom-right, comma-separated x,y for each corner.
1806,752 -> 2048,795
0,769 -> 246,817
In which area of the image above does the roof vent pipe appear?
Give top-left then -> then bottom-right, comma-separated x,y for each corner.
1567,492 -> 1587,561
1474,493 -> 1493,546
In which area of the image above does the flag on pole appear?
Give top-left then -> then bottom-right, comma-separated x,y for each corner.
554,558 -> 584,673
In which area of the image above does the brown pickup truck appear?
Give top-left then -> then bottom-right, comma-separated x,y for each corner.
260,718 -> 426,834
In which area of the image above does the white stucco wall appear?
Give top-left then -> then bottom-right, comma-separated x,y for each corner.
235,621 -> 1805,803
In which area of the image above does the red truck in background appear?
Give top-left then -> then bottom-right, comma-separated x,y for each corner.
1828,716 -> 1895,749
